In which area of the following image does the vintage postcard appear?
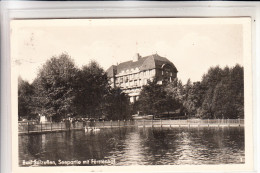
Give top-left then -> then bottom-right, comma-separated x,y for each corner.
10,18 -> 253,172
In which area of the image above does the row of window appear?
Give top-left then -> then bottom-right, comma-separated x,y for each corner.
117,69 -> 173,83
118,78 -> 153,88
116,69 -> 155,83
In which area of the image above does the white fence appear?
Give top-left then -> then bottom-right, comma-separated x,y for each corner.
18,119 -> 244,134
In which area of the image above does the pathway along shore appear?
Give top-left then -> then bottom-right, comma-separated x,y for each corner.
18,119 -> 244,135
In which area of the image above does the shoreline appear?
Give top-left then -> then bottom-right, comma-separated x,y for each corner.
18,120 -> 244,135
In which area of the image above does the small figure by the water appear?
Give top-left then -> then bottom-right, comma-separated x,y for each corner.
93,127 -> 100,132
84,126 -> 100,133
84,126 -> 92,132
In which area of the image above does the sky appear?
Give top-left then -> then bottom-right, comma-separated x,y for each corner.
11,18 -> 248,84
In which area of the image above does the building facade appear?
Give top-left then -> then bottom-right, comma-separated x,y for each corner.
106,53 -> 178,102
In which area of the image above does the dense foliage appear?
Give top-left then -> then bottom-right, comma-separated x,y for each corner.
31,54 -> 78,121
137,65 -> 244,119
18,53 -> 130,121
18,53 -> 244,121
73,61 -> 109,119
198,65 -> 244,119
137,79 -> 182,116
18,77 -> 35,120
104,87 -> 131,120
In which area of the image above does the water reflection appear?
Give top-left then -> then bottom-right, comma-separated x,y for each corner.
19,126 -> 244,166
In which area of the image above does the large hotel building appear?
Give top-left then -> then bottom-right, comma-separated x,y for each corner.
106,53 -> 178,102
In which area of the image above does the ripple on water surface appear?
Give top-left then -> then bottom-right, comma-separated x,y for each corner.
19,126 -> 245,166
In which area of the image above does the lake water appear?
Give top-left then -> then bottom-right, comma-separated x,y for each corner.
19,126 -> 244,166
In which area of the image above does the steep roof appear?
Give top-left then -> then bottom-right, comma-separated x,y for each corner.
106,54 -> 177,76
106,65 -> 117,78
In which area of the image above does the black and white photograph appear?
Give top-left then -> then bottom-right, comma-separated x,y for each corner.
10,17 -> 253,171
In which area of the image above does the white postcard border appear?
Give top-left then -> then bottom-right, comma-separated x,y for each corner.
1,1 -> 259,173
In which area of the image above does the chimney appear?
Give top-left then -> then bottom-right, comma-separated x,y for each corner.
133,53 -> 141,62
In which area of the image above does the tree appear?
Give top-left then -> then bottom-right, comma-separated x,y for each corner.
18,77 -> 35,120
183,81 -> 207,118
74,60 -> 110,119
210,65 -> 244,119
138,80 -> 180,116
164,78 -> 184,115
199,66 -> 223,118
104,87 -> 131,120
230,64 -> 244,119
165,78 -> 184,103
198,65 -> 244,119
32,53 -> 78,121
138,80 -> 163,115
182,79 -> 194,117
